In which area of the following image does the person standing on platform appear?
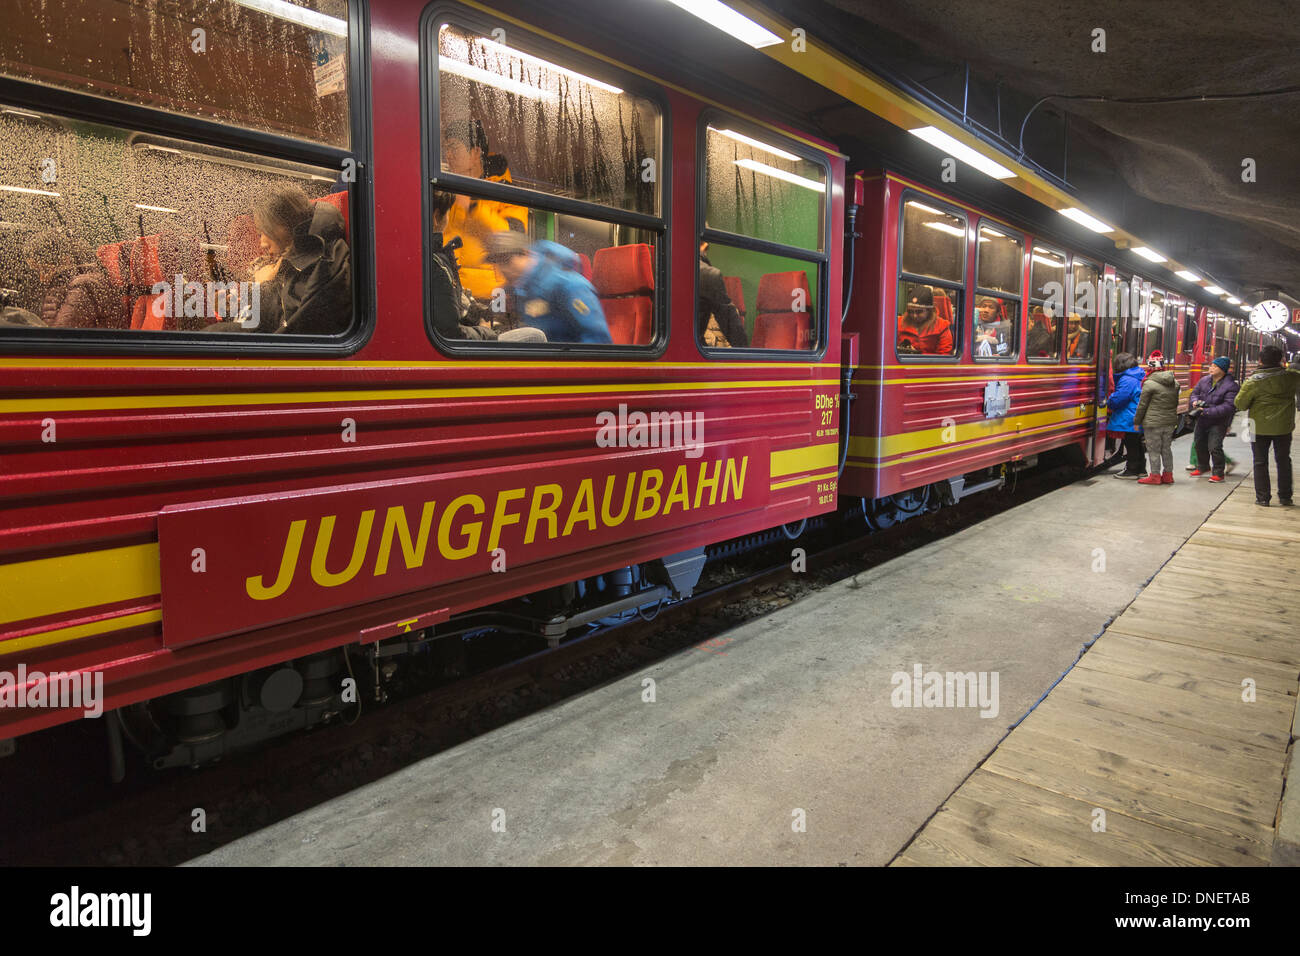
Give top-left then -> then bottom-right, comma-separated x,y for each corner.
1106,352 -> 1147,479
1133,354 -> 1180,485
1187,356 -> 1239,481
1234,345 -> 1300,507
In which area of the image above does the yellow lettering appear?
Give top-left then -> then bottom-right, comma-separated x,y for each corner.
525,484 -> 563,544
662,465 -> 690,515
694,459 -> 721,508
722,456 -> 749,503
246,519 -> 306,600
600,473 -> 635,527
487,488 -> 526,551
311,511 -> 376,587
562,478 -> 598,536
438,494 -> 484,560
374,501 -> 436,575
635,469 -> 663,520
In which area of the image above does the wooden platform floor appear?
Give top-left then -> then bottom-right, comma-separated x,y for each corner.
893,479 -> 1300,866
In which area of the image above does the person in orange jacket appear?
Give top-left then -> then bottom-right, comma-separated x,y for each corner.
441,120 -> 529,301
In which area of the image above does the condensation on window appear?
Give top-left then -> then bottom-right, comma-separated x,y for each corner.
0,108 -> 349,335
900,199 -> 963,283
1029,247 -> 1065,302
0,0 -> 350,148
437,23 -> 658,216
975,224 -> 1021,295
704,126 -> 824,253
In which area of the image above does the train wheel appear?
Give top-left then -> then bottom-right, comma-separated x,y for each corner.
894,485 -> 932,517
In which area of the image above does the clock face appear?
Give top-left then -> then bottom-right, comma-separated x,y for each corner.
1249,299 -> 1288,332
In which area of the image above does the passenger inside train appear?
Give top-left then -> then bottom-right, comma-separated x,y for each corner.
18,230 -> 122,330
483,231 -> 610,344
1066,312 -> 1093,358
974,296 -> 1012,357
1026,305 -> 1057,358
897,284 -> 954,355
697,240 -> 749,348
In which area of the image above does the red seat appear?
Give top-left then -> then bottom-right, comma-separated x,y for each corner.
128,233 -> 208,331
933,291 -> 953,325
592,243 -> 654,345
225,214 -> 262,279
576,253 -> 593,282
723,275 -> 746,323
312,191 -> 350,235
95,241 -> 133,327
753,271 -> 812,350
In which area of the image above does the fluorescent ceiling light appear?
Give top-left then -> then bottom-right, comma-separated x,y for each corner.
1032,253 -> 1064,268
923,221 -> 965,238
1204,284 -> 1225,295
709,127 -> 799,162
1,108 -> 41,119
980,226 -> 1007,238
1227,296 -> 1241,304
1057,207 -> 1113,233
733,158 -> 824,192
472,37 -> 623,94
440,57 -> 556,100
1240,304 -> 1251,312
1174,270 -> 1201,282
1132,247 -> 1166,263
906,200 -> 945,216
135,203 -> 178,214
908,126 -> 1015,180
661,0 -> 782,47
228,0 -> 348,37
0,184 -> 60,197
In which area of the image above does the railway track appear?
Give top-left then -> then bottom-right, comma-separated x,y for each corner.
0,459 -> 1085,866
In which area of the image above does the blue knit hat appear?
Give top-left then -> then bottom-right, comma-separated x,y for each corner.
1212,356 -> 1231,373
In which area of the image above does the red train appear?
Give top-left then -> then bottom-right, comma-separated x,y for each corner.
0,0 -> 1273,765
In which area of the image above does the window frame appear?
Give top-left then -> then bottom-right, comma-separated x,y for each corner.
970,217 -> 1024,364
695,109 -> 831,360
895,189 -> 967,364
0,1 -> 373,356
1025,241 -> 1067,363
422,4 -> 671,358
1144,286 -> 1167,358
1066,254 -> 1100,364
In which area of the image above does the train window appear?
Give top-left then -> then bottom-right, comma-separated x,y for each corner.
1182,304 -> 1198,357
1026,246 -> 1065,361
704,127 -> 825,253
897,280 -> 960,358
1120,276 -> 1148,356
972,294 -> 1016,359
1067,258 -> 1098,361
1145,289 -> 1166,356
699,120 -> 827,353
0,107 -> 353,337
0,0 -> 350,148
901,199 -> 964,282
430,19 -> 666,351
436,23 -> 659,216
975,225 -> 1021,294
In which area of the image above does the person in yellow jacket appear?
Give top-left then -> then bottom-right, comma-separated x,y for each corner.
442,120 -> 529,300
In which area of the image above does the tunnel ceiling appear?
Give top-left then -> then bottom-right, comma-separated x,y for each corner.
768,0 -> 1300,305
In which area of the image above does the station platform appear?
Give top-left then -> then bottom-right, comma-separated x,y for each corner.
188,428 -> 1299,866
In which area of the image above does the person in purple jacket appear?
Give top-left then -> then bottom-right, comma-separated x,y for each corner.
1188,356 -> 1239,482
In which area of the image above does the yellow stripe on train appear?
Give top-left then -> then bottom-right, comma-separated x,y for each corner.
849,405 -> 1095,459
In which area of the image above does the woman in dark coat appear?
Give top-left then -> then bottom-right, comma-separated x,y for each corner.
1106,351 -> 1147,478
247,187 -> 351,335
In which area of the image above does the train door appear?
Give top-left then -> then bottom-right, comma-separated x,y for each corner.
1092,265 -> 1118,465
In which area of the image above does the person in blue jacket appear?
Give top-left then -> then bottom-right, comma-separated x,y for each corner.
484,232 -> 611,344
1106,351 -> 1147,479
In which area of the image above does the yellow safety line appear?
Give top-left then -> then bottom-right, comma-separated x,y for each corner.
0,378 -> 839,415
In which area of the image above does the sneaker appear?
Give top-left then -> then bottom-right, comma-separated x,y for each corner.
1188,469 -> 1205,477
1184,463 -> 1197,471
1225,460 -> 1237,474
1161,471 -> 1174,484
1282,499 -> 1295,507
1256,500 -> 1270,507
1208,475 -> 1224,483
1137,474 -> 1164,485
1113,471 -> 1143,480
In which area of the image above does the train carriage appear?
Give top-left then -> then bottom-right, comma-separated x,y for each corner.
0,0 -> 844,754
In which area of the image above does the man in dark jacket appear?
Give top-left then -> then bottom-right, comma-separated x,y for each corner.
429,189 -> 497,342
697,242 -> 749,348
1187,356 -> 1238,481
1235,345 -> 1300,506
